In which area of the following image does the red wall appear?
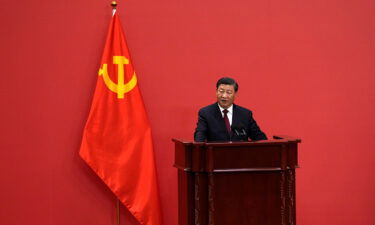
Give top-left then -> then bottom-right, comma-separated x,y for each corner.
1,0 -> 375,225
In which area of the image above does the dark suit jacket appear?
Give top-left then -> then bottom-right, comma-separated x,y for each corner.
194,103 -> 267,142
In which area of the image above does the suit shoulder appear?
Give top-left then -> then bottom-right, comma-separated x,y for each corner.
233,104 -> 252,114
198,103 -> 218,113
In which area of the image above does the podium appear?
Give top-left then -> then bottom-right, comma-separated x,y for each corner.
173,136 -> 300,225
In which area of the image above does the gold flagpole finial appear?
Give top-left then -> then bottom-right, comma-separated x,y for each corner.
111,1 -> 117,9
111,1 -> 117,15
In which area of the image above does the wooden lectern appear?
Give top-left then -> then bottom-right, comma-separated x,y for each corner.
173,135 -> 300,225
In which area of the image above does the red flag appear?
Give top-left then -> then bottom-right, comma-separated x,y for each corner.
80,13 -> 162,225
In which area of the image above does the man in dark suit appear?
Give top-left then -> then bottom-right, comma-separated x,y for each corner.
194,77 -> 267,142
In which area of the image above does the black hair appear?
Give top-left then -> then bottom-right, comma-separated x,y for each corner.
216,77 -> 239,92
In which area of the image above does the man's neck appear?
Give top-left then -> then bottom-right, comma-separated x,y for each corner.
218,104 -> 233,111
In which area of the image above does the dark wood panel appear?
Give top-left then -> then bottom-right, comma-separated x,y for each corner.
210,171 -> 283,225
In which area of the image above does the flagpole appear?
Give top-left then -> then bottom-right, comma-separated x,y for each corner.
112,8 -> 119,225
111,2 -> 120,224
116,198 -> 121,225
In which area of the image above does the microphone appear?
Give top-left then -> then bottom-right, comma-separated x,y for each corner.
233,128 -> 240,136
240,127 -> 247,136
232,124 -> 247,140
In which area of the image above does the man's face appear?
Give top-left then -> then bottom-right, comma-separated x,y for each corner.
216,84 -> 237,109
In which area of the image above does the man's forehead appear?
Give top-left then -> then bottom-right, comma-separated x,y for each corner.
217,84 -> 235,90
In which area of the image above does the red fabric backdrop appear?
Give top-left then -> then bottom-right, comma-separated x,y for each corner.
0,1 -> 374,225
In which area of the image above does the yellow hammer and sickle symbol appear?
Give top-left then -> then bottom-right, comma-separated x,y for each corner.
98,56 -> 137,99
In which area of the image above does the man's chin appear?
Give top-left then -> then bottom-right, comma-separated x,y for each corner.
219,102 -> 230,109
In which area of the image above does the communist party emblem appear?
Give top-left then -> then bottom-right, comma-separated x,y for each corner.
98,56 -> 137,99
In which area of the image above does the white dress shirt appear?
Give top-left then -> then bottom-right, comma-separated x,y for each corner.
218,104 -> 233,126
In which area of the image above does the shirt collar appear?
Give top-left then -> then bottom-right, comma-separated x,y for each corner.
218,104 -> 233,114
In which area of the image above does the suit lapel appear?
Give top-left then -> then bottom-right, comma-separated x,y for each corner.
213,104 -> 225,125
231,104 -> 238,129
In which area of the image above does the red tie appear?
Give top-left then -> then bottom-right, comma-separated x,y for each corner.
223,109 -> 231,134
